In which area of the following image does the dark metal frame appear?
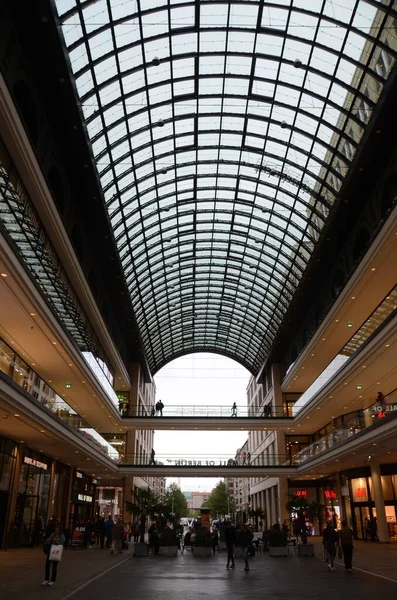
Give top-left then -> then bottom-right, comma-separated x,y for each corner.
54,0 -> 397,374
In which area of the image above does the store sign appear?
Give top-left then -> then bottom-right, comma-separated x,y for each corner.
372,404 -> 397,412
355,487 -> 366,499
295,490 -> 307,498
78,494 -> 93,503
76,471 -> 83,479
100,499 -> 117,504
24,456 -> 48,470
324,490 -> 337,499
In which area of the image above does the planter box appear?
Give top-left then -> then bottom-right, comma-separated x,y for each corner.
298,543 -> 314,557
193,546 -> 212,557
133,542 -> 149,556
158,546 -> 179,557
269,546 -> 288,557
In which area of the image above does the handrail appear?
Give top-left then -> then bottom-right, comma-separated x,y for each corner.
119,405 -> 289,418
119,453 -> 295,467
0,337 -> 119,462
295,388 -> 397,465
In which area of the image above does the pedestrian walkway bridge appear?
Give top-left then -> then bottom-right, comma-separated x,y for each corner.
119,453 -> 298,476
120,405 -> 293,430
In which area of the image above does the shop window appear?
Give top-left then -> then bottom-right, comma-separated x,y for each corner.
381,475 -> 394,501
351,477 -> 369,502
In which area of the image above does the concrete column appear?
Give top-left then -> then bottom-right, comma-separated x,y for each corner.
123,475 -> 134,522
6,442 -> 23,544
65,467 -> 74,530
278,477 -> 290,524
47,460 -> 56,518
370,460 -> 389,542
270,486 -> 277,526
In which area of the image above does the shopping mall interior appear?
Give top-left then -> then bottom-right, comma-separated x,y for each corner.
1,3 -> 397,593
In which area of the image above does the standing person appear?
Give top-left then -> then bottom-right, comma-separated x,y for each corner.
339,520 -> 354,572
105,516 -> 114,549
97,517 -> 105,549
149,448 -> 156,465
323,522 -> 338,572
148,521 -> 160,555
242,451 -> 247,465
133,521 -> 140,543
110,518 -> 124,555
239,523 -> 253,571
224,520 -> 236,569
42,525 -> 65,586
363,517 -> 371,542
157,399 -> 164,416
376,391 -> 386,415
231,402 -> 237,417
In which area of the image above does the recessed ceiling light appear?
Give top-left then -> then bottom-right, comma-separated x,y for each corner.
52,341 -> 57,345
322,338 -> 326,341
20,440 -> 24,443
371,268 -> 376,271
14,413 -> 20,417
351,296 -> 356,300
385,344 -> 390,348
30,312 -> 36,316
335,319 -> 339,323
40,429 -> 45,433
0,273 -> 7,277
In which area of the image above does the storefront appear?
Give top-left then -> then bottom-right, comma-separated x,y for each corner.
95,483 -> 124,520
288,479 -> 341,535
15,450 -> 51,546
69,471 -> 96,527
0,435 -> 17,548
346,465 -> 397,540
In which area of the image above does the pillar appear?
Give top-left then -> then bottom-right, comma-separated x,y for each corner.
278,477 -> 290,525
6,442 -> 23,546
370,460 -> 389,542
123,475 -> 134,522
270,486 -> 277,526
65,467 -> 74,530
47,460 -> 56,518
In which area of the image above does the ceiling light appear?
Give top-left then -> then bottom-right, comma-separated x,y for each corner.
385,344 -> 390,348
347,323 -> 353,328
14,413 -> 20,417
371,268 -> 376,271
156,119 -> 165,127
68,363 -> 73,367
20,440 -> 24,443
294,58 -> 303,68
335,319 -> 339,323
52,341 -> 57,345
280,121 -> 288,129
30,312 -> 36,316
152,56 -> 160,66
356,385 -> 362,390
322,338 -> 326,341
0,273 -> 7,277
40,429 -> 45,433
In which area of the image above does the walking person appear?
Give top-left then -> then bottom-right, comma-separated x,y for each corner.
105,516 -> 114,549
231,402 -> 237,417
110,518 -> 124,555
42,524 -> 65,586
224,520 -> 236,569
240,523 -> 253,571
323,521 -> 338,572
339,520 -> 354,572
149,448 -> 156,465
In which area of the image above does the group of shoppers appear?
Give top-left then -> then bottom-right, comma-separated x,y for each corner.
323,520 -> 354,572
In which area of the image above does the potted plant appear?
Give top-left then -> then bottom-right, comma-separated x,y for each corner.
125,487 -> 163,556
268,524 -> 288,557
285,494 -> 323,557
158,527 -> 179,556
193,528 -> 212,557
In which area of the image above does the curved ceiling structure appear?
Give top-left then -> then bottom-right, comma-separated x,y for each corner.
54,0 -> 397,374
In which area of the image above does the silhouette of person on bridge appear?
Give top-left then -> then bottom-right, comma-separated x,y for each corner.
231,402 -> 237,417
263,404 -> 272,417
156,400 -> 164,416
149,449 -> 156,465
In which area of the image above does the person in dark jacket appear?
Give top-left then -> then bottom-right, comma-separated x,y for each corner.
224,521 -> 236,569
323,522 -> 338,571
239,524 -> 254,571
338,520 -> 354,572
105,517 -> 114,549
96,517 -> 106,548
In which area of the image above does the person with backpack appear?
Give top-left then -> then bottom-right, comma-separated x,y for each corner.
323,522 -> 338,572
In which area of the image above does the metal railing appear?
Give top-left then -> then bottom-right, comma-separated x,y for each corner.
0,337 -> 119,462
294,388 -> 397,465
119,453 -> 295,467
119,405 -> 289,418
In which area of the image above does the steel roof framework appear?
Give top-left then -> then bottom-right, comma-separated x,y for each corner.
54,0 -> 397,374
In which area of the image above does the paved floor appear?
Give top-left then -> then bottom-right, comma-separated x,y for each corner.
1,539 -> 397,600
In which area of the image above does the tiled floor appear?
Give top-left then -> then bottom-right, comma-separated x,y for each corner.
1,539 -> 397,600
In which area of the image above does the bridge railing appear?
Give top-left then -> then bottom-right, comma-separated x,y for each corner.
295,388 -> 397,465
119,453 -> 295,467
119,405 -> 289,418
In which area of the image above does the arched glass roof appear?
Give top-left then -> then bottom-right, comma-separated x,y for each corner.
55,0 -> 397,374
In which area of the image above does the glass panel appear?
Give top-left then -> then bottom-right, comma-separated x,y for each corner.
53,0 -> 397,373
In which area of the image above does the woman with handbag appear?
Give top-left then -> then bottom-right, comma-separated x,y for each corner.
42,524 -> 65,586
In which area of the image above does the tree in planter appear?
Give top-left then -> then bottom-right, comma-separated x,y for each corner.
162,483 -> 189,523
248,507 -> 265,530
285,493 -> 324,543
125,487 -> 163,543
205,480 -> 235,517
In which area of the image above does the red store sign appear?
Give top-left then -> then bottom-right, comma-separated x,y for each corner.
324,490 -> 337,499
